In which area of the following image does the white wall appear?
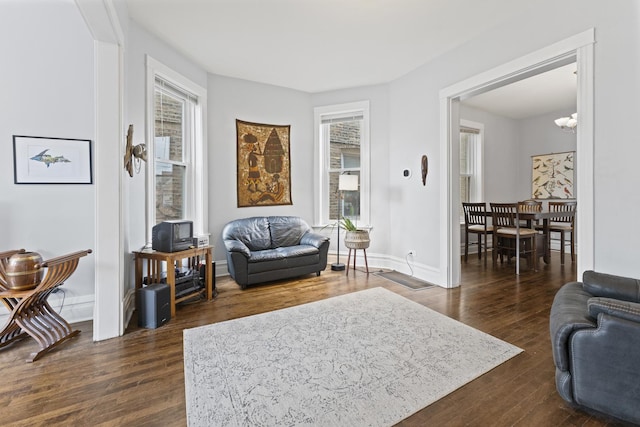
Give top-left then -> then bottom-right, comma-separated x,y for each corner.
124,29 -> 393,276
457,106 -> 577,248
388,60 -> 451,280
124,20 -> 209,282
311,85 -> 391,261
0,1 -> 95,321
459,104 -> 520,203
118,0 -> 640,290
208,74 -> 314,262
389,0 -> 640,279
459,106 -> 578,203
4,0 -> 635,332
124,17 -> 329,280
517,110 -> 577,199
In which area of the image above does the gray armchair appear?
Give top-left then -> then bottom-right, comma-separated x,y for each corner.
550,270 -> 640,424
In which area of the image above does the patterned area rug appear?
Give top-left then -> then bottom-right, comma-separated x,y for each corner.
183,287 -> 522,427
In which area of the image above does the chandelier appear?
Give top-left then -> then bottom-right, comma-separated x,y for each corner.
555,113 -> 577,133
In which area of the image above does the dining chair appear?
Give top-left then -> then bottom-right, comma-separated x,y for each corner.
517,199 -> 542,228
546,201 -> 577,264
490,202 -> 538,274
462,202 -> 493,263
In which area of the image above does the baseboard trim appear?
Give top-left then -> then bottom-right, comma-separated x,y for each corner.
362,252 -> 443,286
217,254 -> 444,289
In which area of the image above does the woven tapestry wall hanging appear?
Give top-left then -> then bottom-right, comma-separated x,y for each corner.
236,120 -> 292,207
531,151 -> 574,199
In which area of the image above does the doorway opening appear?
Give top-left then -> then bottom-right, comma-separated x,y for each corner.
439,29 -> 594,287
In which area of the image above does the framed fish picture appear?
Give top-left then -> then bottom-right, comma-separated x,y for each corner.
531,151 -> 574,199
13,135 -> 93,184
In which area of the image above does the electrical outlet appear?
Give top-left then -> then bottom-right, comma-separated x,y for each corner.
408,250 -> 416,256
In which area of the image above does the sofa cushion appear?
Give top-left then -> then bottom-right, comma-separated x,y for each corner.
249,245 -> 319,263
248,246 -> 320,274
268,216 -> 311,248
223,217 -> 272,251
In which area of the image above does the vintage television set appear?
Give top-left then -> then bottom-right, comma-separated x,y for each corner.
152,220 -> 193,253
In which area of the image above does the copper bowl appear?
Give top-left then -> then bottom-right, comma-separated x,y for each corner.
5,251 -> 44,291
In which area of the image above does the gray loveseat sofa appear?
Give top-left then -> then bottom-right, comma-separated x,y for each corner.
222,216 -> 329,289
550,270 -> 640,424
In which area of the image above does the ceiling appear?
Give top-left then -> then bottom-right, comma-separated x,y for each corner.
123,0 -> 575,118
461,63 -> 577,120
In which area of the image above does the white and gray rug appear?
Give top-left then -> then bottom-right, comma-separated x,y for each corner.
183,287 -> 522,426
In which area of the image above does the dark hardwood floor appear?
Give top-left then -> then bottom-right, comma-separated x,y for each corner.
0,252 -> 630,426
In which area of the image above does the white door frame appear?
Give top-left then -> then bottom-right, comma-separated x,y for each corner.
439,29 -> 595,287
76,0 -> 126,339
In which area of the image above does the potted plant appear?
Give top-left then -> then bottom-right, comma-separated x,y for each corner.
340,217 -> 370,249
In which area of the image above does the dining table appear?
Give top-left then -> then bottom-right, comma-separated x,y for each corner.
517,210 -> 575,265
485,208 -> 576,275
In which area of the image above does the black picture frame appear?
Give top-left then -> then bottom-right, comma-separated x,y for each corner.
13,135 -> 93,184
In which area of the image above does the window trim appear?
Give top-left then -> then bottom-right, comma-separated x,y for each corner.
145,56 -> 208,245
313,101 -> 370,227
460,119 -> 484,212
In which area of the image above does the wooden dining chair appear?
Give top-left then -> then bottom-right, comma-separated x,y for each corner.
517,199 -> 542,228
462,202 -> 493,263
490,202 -> 537,274
546,201 -> 577,264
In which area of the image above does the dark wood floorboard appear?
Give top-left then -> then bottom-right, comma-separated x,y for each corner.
0,252 -> 632,426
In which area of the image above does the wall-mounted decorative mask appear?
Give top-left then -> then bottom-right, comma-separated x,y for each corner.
421,155 -> 428,186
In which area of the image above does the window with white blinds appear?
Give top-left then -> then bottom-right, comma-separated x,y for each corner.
314,101 -> 370,227
145,56 -> 207,243
460,121 -> 484,221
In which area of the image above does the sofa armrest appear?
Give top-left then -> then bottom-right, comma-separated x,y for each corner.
582,270 -> 640,303
550,282 -> 597,372
588,297 -> 640,324
300,232 -> 329,249
223,239 -> 251,257
569,313 -> 640,423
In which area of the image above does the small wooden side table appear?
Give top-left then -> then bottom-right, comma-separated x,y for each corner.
133,246 -> 213,317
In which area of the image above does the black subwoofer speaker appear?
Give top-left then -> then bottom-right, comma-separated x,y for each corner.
137,283 -> 171,328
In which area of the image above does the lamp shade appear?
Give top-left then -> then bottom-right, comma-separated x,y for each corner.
338,174 -> 358,191
555,112 -> 578,130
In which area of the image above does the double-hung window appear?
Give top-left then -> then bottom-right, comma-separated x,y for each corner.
459,120 -> 484,220
314,101 -> 370,227
145,56 -> 207,243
